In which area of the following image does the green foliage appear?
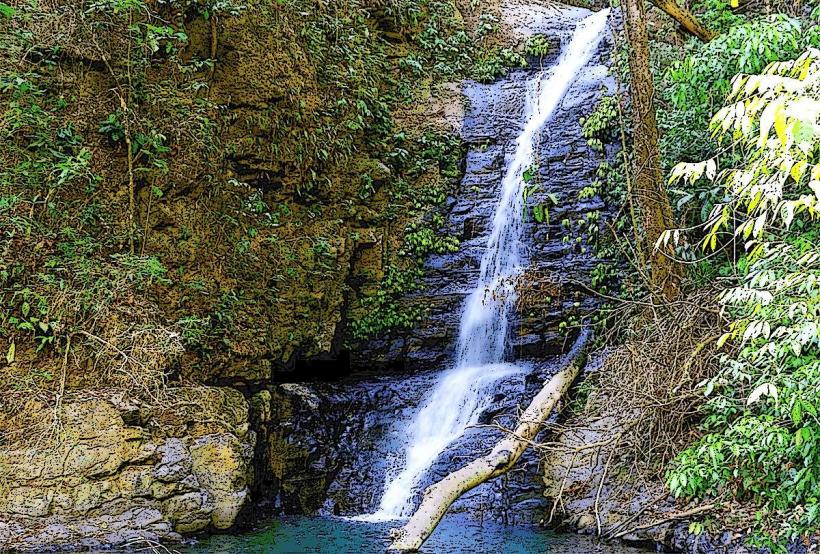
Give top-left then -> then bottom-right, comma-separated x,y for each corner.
414,1 -> 474,77
176,314 -> 212,347
573,91 -> 629,295
659,14 -> 813,172
274,0 -> 519,192
402,222 -> 459,259
665,49 -> 820,550
688,0 -> 745,32
349,266 -> 426,341
590,261 -> 618,293
524,34 -> 552,58
0,0 -> 482,379
181,0 -> 246,19
473,48 -> 528,83
580,93 -> 619,152
0,71 -> 104,345
88,0 -> 146,12
0,0 -> 244,380
348,131 -> 465,342
99,112 -> 126,142
407,2 -> 526,82
666,15 -> 804,111
476,13 -> 499,38
258,1 -> 396,191
530,193 -> 558,225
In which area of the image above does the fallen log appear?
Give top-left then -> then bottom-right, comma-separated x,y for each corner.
387,359 -> 583,552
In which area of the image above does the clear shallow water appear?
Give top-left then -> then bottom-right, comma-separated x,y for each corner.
182,516 -> 650,554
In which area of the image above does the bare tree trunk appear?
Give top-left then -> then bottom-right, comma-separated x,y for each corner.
388,361 -> 581,552
624,0 -> 681,301
651,0 -> 716,42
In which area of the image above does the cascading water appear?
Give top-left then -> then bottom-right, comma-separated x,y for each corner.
364,8 -> 611,522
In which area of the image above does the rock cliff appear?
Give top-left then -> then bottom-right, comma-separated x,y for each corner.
0,388 -> 253,550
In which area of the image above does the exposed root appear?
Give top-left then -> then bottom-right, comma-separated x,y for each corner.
124,538 -> 181,554
591,289 -> 724,477
611,503 -> 717,538
536,289 -> 724,540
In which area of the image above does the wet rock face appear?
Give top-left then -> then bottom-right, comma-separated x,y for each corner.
251,378 -> 432,516
352,9 -> 617,371
262,5 -> 619,528
257,355 -> 578,524
0,389 -> 254,551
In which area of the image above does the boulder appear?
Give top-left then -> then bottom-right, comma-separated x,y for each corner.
0,387 -> 255,551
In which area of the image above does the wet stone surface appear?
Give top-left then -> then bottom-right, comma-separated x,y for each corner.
352,9 -> 617,372
265,3 -> 619,534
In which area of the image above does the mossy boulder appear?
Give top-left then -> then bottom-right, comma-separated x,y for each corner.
0,388 -> 254,551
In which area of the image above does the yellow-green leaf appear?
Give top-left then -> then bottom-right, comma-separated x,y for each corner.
753,212 -> 767,238
791,159 -> 807,183
716,332 -> 731,348
774,102 -> 788,146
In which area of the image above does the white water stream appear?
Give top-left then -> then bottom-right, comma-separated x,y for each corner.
363,8 -> 611,522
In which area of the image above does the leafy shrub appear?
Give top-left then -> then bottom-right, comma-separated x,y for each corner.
349,266 -> 426,341
580,94 -> 619,152
659,14 -> 813,171
524,34 -> 552,58
472,48 -> 527,82
665,49 -> 820,550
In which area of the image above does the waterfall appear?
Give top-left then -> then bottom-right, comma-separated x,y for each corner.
364,8 -> 611,522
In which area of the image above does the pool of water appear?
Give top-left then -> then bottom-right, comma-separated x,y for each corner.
182,516 -> 652,553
